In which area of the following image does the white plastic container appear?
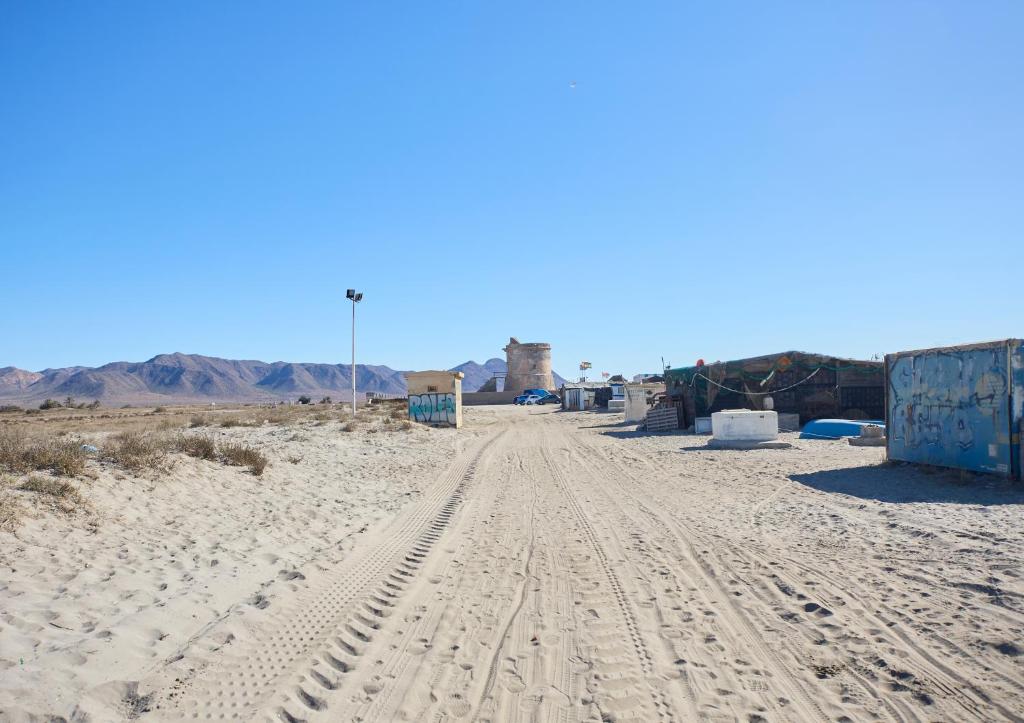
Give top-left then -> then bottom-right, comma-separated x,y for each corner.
711,409 -> 779,442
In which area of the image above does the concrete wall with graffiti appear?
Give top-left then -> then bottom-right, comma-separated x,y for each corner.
409,393 -> 459,427
404,370 -> 464,428
886,340 -> 1023,479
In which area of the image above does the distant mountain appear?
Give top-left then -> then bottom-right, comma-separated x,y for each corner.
450,358 -> 507,392
0,367 -> 43,390
0,353 -> 570,406
0,353 -> 409,406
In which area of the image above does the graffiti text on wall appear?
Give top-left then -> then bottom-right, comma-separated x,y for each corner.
409,393 -> 457,425
888,346 -> 1015,475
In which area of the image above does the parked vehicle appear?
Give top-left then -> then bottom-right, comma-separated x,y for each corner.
521,393 -> 561,406
513,388 -> 553,405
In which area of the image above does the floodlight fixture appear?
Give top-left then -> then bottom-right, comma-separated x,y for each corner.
347,289 -> 364,415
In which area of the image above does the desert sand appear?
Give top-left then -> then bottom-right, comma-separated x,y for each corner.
2,405 -> 1023,722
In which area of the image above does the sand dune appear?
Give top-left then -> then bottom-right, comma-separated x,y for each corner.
2,406 -> 1022,721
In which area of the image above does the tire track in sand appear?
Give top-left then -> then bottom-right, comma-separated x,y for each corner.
571,428 -> 1020,723
146,429 -> 505,722
561,429 -> 826,723
537,441 -> 679,723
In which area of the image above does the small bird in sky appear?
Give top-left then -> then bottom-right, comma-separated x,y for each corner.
569,80 -> 577,89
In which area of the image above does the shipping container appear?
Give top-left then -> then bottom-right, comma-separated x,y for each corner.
886,339 -> 1024,479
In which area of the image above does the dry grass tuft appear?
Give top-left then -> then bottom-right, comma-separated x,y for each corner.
18,475 -> 83,506
174,433 -> 218,460
219,442 -> 268,476
0,476 -> 23,531
189,415 -> 207,428
341,421 -> 359,433
219,416 -> 260,429
0,428 -> 86,477
102,431 -> 167,472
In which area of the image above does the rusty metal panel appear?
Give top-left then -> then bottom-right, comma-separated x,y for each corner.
886,340 -> 1023,478
1013,341 -> 1024,480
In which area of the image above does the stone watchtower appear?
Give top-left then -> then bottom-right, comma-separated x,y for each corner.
503,337 -> 554,393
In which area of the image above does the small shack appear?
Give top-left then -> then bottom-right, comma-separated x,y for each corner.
405,371 -> 464,428
886,339 -> 1024,480
562,383 -> 605,411
664,351 -> 884,429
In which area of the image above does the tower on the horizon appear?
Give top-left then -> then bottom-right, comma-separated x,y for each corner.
503,337 -> 554,393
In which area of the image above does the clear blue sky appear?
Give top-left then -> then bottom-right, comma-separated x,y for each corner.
2,2 -> 1021,378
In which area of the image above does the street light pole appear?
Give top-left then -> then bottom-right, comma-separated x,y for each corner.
346,289 -> 363,417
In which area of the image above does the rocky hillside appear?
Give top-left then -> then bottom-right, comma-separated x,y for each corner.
0,353 -> 570,406
450,358 -> 508,392
0,354 -> 408,406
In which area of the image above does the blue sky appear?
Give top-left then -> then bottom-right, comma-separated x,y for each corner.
2,2 -> 1021,378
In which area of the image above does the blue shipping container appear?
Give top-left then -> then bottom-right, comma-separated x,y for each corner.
886,339 -> 1024,479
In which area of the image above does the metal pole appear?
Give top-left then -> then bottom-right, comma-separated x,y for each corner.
351,298 -> 357,417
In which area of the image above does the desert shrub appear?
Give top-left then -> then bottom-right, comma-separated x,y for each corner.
39,399 -> 62,410
87,400 -> 101,410
102,431 -> 167,471
298,396 -> 312,405
319,396 -> 332,404
286,455 -> 302,464
174,433 -> 218,460
0,405 -> 22,414
30,437 -> 86,477
398,419 -> 415,431
189,415 -> 207,428
19,475 -> 83,504
0,478 -> 22,531
153,406 -> 167,414
219,442 -> 267,476
219,416 -> 259,428
341,421 -> 358,432
0,429 -> 86,477
260,408 -> 294,426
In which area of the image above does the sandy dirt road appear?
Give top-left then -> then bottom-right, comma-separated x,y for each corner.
141,406 -> 1024,723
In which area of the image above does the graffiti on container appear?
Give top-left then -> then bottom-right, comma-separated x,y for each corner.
888,346 -> 1014,475
409,393 -> 457,425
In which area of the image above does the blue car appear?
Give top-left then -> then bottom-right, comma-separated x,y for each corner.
514,389 -> 554,405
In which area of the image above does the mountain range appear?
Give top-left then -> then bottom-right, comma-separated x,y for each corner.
0,353 -> 566,406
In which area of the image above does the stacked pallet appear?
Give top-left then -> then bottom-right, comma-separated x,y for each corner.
645,407 -> 679,432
